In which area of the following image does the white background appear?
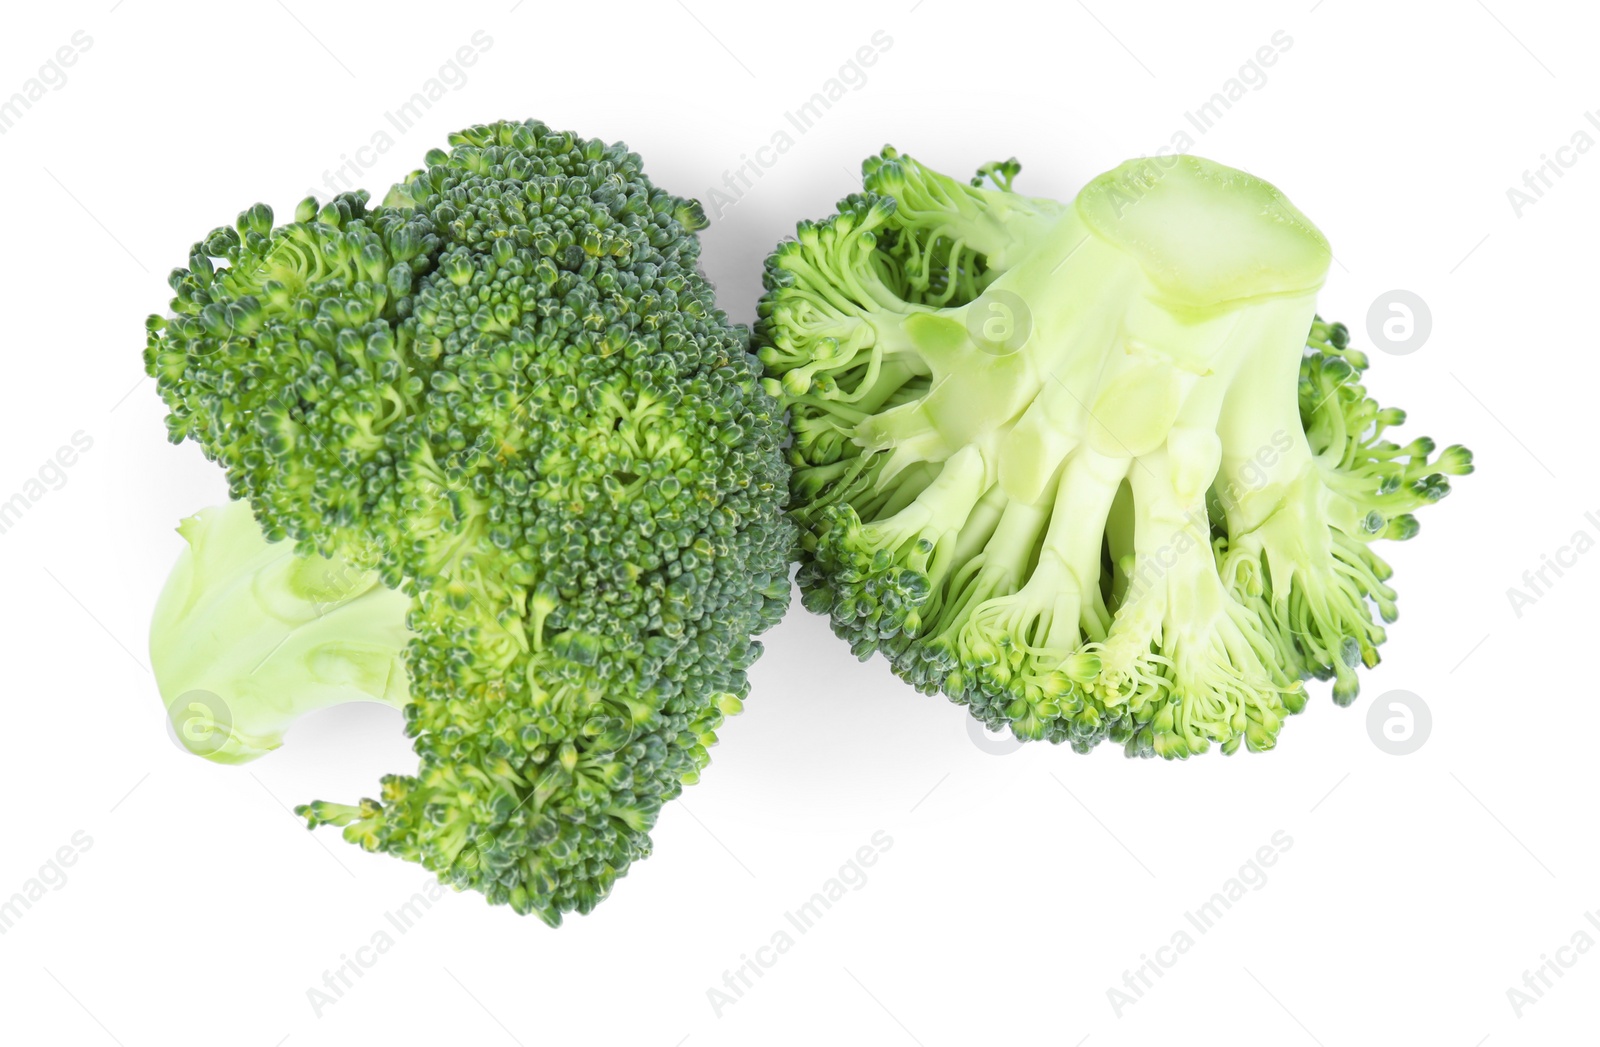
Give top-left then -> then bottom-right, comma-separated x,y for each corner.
0,0 -> 1591,1043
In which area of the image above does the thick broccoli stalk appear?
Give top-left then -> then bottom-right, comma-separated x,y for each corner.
152,500 -> 412,764
759,150 -> 1470,757
146,120 -> 794,922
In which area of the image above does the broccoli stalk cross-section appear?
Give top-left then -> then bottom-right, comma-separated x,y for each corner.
758,150 -> 1470,757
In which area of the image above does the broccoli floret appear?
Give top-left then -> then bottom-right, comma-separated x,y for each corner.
757,149 -> 1470,758
145,119 -> 794,923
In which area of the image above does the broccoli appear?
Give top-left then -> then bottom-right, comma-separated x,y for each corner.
756,149 -> 1470,758
145,119 -> 794,923
151,499 -> 412,764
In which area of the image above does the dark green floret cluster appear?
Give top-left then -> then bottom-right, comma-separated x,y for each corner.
146,120 -> 793,923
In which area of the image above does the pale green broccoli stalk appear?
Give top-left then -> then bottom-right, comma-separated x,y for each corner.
152,500 -> 411,764
145,120 -> 794,923
758,149 -> 1470,758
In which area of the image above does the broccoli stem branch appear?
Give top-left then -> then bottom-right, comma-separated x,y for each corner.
151,501 -> 413,764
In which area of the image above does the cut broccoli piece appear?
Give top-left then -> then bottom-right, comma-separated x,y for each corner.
758,149 -> 1470,758
145,119 -> 794,922
152,500 -> 412,764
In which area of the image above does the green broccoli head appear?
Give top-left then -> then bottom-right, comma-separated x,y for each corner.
757,148 -> 1470,758
146,120 -> 794,923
